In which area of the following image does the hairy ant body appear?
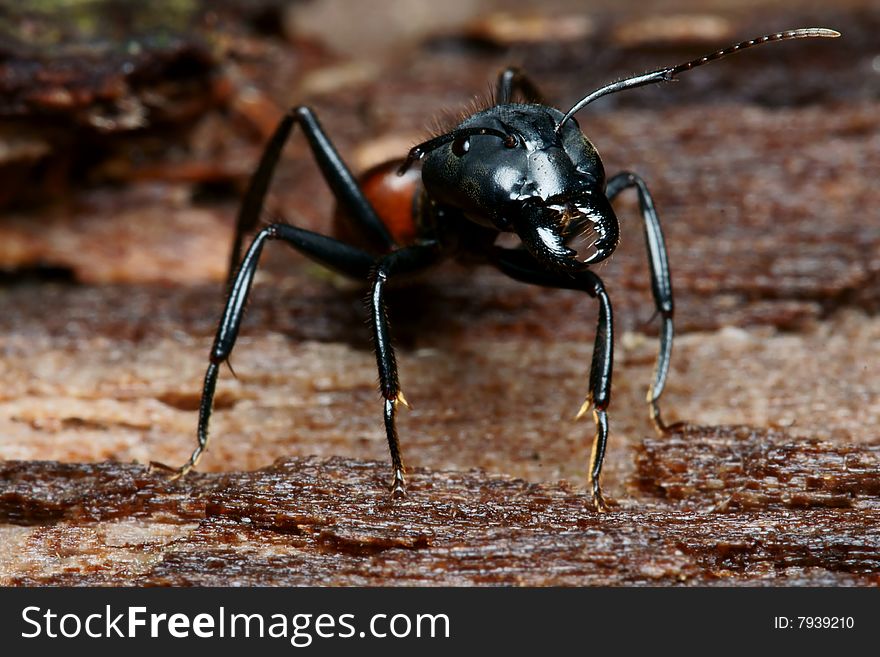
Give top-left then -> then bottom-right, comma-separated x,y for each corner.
170,28 -> 838,510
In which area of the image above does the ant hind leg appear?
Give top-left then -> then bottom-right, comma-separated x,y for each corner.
172,223 -> 376,479
226,106 -> 396,285
495,67 -> 547,105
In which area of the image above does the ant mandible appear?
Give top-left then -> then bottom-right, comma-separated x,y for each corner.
169,28 -> 838,510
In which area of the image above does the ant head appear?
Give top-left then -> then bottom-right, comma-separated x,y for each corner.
404,105 -> 614,272
398,27 -> 839,272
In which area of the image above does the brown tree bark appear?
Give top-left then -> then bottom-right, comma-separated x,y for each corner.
3,425 -> 879,585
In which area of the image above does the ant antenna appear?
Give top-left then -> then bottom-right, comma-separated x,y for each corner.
397,127 -> 517,175
556,27 -> 840,132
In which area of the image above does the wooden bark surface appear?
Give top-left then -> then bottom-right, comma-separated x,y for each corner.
3,425 -> 879,586
0,1 -> 878,586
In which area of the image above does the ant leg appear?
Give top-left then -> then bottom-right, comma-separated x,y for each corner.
227,106 -> 395,283
369,243 -> 442,497
491,248 -> 613,511
173,223 -> 376,478
496,67 -> 546,104
606,172 -> 674,433
582,275 -> 613,512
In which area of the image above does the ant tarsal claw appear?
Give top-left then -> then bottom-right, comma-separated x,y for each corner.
167,463 -> 194,481
649,399 -> 669,435
147,461 -> 176,475
148,460 -> 194,482
590,480 -> 609,513
389,468 -> 407,499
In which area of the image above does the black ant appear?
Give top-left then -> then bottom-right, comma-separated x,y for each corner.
168,28 -> 838,510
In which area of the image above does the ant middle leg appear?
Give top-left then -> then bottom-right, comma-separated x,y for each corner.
369,242 -> 442,496
491,248 -> 614,511
227,105 -> 396,283
173,223 -> 376,478
495,67 -> 546,105
606,171 -> 675,433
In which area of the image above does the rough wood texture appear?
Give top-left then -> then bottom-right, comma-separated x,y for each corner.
3,426 -> 880,586
1,1 -> 879,586
635,425 -> 880,510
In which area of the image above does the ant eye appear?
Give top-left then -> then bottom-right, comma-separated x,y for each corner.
451,137 -> 470,156
493,216 -> 511,230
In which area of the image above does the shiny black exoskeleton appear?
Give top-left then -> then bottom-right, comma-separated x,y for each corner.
420,104 -> 617,273
168,28 -> 838,510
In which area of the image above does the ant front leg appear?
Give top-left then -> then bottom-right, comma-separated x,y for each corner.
491,248 -> 614,511
606,172 -> 675,433
226,106 -> 396,283
495,67 -> 546,105
172,224 -> 376,479
369,243 -> 442,497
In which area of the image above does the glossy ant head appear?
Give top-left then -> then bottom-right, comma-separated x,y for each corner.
400,27 -> 839,274
418,104 -> 614,273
